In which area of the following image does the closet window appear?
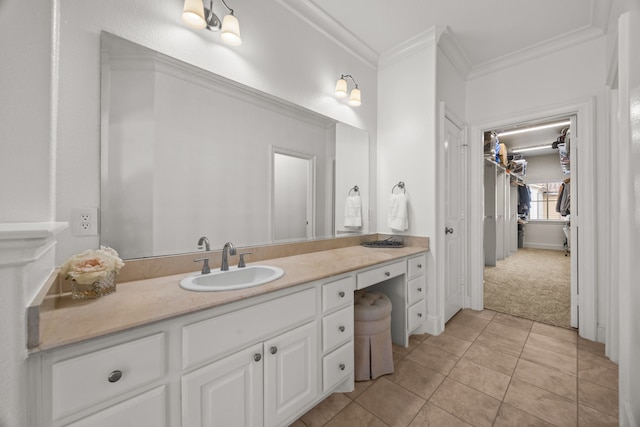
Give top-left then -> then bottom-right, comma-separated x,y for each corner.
529,182 -> 563,220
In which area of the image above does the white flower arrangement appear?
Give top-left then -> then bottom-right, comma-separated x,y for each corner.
60,246 -> 125,285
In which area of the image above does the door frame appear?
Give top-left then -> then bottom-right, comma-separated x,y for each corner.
467,97 -> 597,340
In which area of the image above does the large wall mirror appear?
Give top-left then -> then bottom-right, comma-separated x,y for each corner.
100,33 -> 370,259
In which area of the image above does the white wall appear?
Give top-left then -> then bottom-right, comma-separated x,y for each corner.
377,31 -> 439,331
523,222 -> 568,250
0,0 -> 53,225
53,0 -> 378,264
524,153 -> 569,183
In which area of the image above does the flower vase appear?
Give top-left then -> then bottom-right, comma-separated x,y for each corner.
70,270 -> 117,300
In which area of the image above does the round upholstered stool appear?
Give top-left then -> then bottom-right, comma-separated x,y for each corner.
353,290 -> 394,381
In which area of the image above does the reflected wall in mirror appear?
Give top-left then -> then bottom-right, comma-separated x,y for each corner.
100,33 -> 370,259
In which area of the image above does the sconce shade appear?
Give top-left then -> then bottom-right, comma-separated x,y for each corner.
183,0 -> 207,29
335,78 -> 348,98
348,88 -> 361,107
221,14 -> 242,46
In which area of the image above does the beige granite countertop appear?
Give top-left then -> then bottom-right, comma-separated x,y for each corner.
35,245 -> 427,352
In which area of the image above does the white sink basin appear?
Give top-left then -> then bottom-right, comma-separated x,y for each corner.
180,265 -> 285,292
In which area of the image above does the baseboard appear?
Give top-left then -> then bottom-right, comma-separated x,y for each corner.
425,314 -> 443,336
597,325 -> 607,344
523,243 -> 565,251
622,401 -> 637,427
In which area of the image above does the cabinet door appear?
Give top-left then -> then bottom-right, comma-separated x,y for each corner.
182,343 -> 263,427
64,386 -> 166,427
264,322 -> 318,427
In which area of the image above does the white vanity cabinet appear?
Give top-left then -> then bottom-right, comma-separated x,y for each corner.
355,254 -> 427,347
181,287 -> 319,427
182,320 -> 318,427
34,332 -> 169,427
29,249 -> 428,427
406,254 -> 427,333
320,276 -> 355,392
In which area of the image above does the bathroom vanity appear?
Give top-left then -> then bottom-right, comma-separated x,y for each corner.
28,245 -> 427,427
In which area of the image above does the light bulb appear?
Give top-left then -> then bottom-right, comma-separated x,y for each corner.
182,0 -> 207,29
221,14 -> 242,46
334,78 -> 347,98
348,88 -> 361,107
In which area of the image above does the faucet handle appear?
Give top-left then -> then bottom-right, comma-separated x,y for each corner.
194,257 -> 211,274
238,252 -> 253,268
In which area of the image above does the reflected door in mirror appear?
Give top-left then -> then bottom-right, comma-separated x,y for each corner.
273,152 -> 314,241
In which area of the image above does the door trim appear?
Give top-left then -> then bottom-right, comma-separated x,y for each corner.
467,97 -> 597,340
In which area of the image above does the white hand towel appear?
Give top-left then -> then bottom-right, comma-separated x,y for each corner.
344,195 -> 362,227
387,193 -> 409,231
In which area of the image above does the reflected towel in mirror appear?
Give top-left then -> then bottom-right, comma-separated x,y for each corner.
344,195 -> 362,227
387,193 -> 409,231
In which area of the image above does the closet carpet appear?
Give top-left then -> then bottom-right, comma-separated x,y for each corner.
483,248 -> 571,329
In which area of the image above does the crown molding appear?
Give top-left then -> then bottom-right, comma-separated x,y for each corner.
436,27 -> 472,79
378,27 -> 439,70
275,0 -> 378,69
468,25 -> 605,80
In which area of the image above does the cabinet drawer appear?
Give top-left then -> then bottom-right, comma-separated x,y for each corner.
356,261 -> 405,290
322,276 -> 355,313
322,341 -> 353,393
408,254 -> 426,278
65,386 -> 166,427
183,288 -> 316,369
407,275 -> 426,306
52,333 -> 166,420
407,300 -> 426,333
322,306 -> 353,353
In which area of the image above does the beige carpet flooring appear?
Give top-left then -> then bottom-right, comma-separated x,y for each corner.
483,248 -> 572,329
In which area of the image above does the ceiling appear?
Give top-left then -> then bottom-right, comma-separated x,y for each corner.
279,0 -> 612,76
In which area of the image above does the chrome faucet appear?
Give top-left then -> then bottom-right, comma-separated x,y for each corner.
194,236 -> 211,274
221,241 -> 237,271
197,236 -> 210,252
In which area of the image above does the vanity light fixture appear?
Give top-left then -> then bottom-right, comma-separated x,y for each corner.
182,0 -> 242,46
335,74 -> 361,107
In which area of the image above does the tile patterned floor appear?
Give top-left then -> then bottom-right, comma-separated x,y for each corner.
292,309 -> 619,427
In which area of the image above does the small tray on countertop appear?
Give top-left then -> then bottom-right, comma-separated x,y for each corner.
362,238 -> 405,248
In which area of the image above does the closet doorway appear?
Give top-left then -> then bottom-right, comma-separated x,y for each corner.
482,116 -> 576,329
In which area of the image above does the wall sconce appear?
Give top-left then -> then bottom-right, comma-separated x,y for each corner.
182,0 -> 242,46
335,74 -> 361,107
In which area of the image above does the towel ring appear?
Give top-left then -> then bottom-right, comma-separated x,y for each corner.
391,181 -> 405,194
349,185 -> 360,196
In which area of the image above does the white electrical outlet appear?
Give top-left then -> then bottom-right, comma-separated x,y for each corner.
71,207 -> 98,236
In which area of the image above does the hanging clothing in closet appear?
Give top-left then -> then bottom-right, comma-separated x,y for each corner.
517,184 -> 531,216
556,179 -> 571,216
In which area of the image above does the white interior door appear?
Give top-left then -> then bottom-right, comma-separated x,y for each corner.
444,116 -> 465,322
